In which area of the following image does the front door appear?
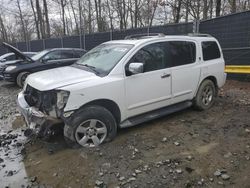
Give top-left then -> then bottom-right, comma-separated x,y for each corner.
124,42 -> 172,118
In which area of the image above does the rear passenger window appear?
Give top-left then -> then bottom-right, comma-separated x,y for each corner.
60,51 -> 74,59
166,41 -> 196,67
202,41 -> 221,61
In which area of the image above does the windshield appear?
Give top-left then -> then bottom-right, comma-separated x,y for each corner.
0,53 -> 14,60
76,43 -> 133,75
31,50 -> 50,61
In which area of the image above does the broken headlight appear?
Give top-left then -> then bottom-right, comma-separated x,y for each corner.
56,90 -> 70,109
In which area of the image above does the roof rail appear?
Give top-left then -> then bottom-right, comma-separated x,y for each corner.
187,33 -> 212,37
125,33 -> 165,40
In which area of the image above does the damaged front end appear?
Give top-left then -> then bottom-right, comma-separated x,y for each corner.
17,84 -> 70,138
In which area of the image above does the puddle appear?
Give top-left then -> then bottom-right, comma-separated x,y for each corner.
0,130 -> 28,187
0,115 -> 30,187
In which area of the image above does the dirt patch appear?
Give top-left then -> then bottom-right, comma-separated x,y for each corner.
0,80 -> 250,187
195,142 -> 219,154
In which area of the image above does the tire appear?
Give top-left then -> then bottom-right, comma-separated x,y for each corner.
64,105 -> 117,148
193,79 -> 216,111
16,72 -> 30,88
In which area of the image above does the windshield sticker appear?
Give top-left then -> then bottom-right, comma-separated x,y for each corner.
113,48 -> 128,52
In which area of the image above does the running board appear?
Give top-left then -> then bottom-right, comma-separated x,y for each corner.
120,101 -> 192,128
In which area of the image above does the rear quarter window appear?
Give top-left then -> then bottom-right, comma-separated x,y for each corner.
202,41 -> 221,61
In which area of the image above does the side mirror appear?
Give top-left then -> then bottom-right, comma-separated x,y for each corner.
41,58 -> 48,63
128,62 -> 144,75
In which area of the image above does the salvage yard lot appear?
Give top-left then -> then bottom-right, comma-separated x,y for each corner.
0,80 -> 250,188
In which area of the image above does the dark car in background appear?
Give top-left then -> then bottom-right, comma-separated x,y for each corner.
0,42 -> 86,87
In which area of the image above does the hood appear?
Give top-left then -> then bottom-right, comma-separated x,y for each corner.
2,42 -> 33,63
26,66 -> 98,91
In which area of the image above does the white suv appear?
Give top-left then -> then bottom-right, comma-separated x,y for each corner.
17,34 -> 226,148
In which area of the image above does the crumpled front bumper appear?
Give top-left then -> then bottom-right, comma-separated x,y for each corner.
17,91 -> 61,133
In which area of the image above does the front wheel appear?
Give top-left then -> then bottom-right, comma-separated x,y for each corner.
193,79 -> 216,111
64,105 -> 117,148
16,72 -> 30,88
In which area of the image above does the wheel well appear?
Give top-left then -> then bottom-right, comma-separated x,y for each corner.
203,76 -> 218,94
80,99 -> 121,124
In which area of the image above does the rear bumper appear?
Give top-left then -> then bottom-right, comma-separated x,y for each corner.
222,73 -> 227,87
17,91 -> 62,132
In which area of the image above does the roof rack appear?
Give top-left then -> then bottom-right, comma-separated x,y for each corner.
187,33 -> 212,37
125,33 -> 165,40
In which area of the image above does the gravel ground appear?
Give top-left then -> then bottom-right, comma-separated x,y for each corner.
0,80 -> 250,188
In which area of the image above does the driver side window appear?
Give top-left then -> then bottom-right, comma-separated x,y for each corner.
129,42 -> 166,73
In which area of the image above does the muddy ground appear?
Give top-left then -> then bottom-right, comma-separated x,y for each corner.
0,80 -> 250,188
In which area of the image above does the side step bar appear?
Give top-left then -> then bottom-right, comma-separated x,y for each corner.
120,101 -> 192,128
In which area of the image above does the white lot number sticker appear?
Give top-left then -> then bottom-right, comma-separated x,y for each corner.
113,48 -> 128,52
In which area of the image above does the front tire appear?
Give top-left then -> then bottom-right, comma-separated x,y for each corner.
64,105 -> 117,148
16,72 -> 30,88
193,79 -> 216,111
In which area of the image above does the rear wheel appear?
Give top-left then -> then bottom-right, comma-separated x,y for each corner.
193,79 -> 216,110
17,71 -> 30,87
64,105 -> 117,148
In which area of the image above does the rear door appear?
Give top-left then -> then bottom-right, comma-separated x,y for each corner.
169,41 -> 201,103
56,50 -> 78,66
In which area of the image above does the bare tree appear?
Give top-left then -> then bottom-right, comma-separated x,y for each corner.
69,0 -> 79,34
16,0 -> 27,41
203,0 -> 209,20
43,0 -> 51,38
60,0 -> 67,35
0,13 -> 8,42
36,0 -> 45,38
229,0 -> 237,13
216,0 -> 221,17
30,0 -> 40,39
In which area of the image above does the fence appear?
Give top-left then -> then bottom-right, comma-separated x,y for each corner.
0,10 -> 250,79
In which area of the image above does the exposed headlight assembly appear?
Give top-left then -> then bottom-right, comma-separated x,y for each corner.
5,66 -> 17,72
56,90 -> 70,109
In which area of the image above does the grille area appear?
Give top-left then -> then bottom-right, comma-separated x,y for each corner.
24,85 -> 57,114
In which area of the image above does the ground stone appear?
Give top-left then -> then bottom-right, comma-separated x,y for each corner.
162,137 -> 167,142
221,174 -> 230,180
174,142 -> 180,146
135,169 -> 142,174
119,176 -> 125,181
214,170 -> 222,177
95,180 -> 104,186
176,169 -> 183,174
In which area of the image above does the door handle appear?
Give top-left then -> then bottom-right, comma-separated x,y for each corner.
161,73 -> 171,78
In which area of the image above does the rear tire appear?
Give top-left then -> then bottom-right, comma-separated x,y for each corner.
193,79 -> 216,111
64,105 -> 117,148
17,72 -> 30,88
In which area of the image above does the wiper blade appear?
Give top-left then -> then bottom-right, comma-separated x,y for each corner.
77,63 -> 100,75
